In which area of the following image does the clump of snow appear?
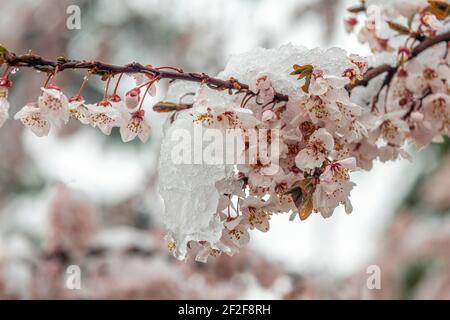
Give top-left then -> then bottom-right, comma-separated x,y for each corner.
158,108 -> 231,260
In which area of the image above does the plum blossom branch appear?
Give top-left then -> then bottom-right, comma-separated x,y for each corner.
3,52 -> 290,102
3,30 -> 450,100
349,30 -> 450,90
0,0 -> 449,263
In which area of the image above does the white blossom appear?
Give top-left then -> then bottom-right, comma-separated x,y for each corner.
119,110 -> 151,143
14,103 -> 50,137
37,87 -> 70,127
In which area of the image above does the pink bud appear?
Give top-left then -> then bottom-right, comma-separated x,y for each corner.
132,109 -> 145,119
344,17 -> 358,33
397,46 -> 411,65
125,88 -> 140,109
0,77 -> 12,88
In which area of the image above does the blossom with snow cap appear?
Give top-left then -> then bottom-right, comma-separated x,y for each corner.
250,73 -> 275,103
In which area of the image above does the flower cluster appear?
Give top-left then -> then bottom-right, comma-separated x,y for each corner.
159,1 -> 450,261
159,45 -> 371,261
345,0 -> 450,53
348,0 -> 450,151
1,73 -> 155,143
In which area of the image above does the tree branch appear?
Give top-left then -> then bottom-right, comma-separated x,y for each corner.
3,29 -> 450,104
349,30 -> 450,90
3,52 -> 289,102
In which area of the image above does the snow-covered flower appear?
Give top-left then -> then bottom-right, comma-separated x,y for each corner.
119,109 -> 151,143
194,105 -> 259,129
309,69 -> 349,95
155,38 -> 450,260
301,95 -> 340,125
250,74 -> 275,103
295,128 -> 334,170
14,103 -> 50,137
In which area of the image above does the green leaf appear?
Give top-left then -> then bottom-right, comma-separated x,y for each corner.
290,64 -> 314,94
290,64 -> 313,76
0,45 -> 9,64
153,101 -> 178,112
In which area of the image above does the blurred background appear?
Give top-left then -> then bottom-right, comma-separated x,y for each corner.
0,0 -> 449,299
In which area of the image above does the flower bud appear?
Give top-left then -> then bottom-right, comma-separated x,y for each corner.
397,46 -> 411,65
125,88 -> 140,109
344,16 -> 358,33
0,77 -> 12,88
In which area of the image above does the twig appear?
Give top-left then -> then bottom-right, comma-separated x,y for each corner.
349,30 -> 450,91
3,29 -> 450,106
4,52 -> 289,102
